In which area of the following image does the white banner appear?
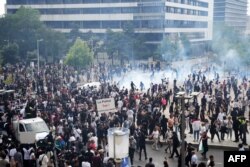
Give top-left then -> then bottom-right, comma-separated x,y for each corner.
96,98 -> 116,113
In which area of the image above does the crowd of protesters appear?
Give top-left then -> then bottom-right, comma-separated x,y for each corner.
0,61 -> 249,167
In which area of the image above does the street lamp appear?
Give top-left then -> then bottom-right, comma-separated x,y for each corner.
108,127 -> 130,167
37,39 -> 43,72
176,92 -> 193,167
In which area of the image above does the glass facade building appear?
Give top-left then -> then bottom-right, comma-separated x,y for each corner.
6,0 -> 213,43
214,0 -> 247,32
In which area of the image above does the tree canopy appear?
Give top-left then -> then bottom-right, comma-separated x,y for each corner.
64,38 -> 94,69
0,7 -> 67,64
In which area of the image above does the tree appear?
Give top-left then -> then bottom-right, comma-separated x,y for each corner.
134,34 -> 151,59
64,38 -> 94,69
0,7 -> 67,64
158,35 -> 180,61
40,29 -> 67,63
104,29 -> 122,65
0,43 -> 19,64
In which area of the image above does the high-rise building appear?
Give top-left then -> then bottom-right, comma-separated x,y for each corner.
245,16 -> 250,35
213,0 -> 248,32
6,0 -> 213,44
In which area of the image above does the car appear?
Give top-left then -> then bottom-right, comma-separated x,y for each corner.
78,82 -> 101,91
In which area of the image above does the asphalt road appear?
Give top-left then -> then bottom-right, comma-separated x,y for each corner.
133,144 -> 226,167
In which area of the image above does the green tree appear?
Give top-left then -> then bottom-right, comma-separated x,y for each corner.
0,7 -> 67,64
0,43 -> 19,64
105,29 -> 122,65
40,29 -> 67,63
64,38 -> 94,69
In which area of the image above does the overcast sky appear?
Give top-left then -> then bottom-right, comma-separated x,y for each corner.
0,0 -> 250,16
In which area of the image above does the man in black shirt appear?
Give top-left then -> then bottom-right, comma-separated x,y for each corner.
138,130 -> 147,161
145,157 -> 155,167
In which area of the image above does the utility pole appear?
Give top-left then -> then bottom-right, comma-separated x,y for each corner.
176,92 -> 193,167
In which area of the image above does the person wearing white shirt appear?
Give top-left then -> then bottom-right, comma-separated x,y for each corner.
117,100 -> 123,111
127,109 -> 134,123
200,123 -> 206,135
82,161 -> 91,167
89,134 -> 98,147
9,147 -> 16,159
217,110 -> 225,123
191,151 -> 198,167
73,127 -> 82,141
38,152 -> 49,167
192,119 -> 201,142
23,147 -> 33,166
151,128 -> 159,150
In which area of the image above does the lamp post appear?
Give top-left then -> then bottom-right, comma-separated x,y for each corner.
108,127 -> 130,167
37,39 -> 43,72
176,92 -> 193,167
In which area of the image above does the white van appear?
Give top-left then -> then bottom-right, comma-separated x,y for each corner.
12,117 -> 50,144
78,82 -> 101,91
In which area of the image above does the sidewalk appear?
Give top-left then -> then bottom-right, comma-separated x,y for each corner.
184,129 -> 250,149
146,128 -> 250,150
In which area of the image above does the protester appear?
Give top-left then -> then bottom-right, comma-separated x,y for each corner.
0,61 -> 249,167
206,155 -> 215,167
145,157 -> 155,167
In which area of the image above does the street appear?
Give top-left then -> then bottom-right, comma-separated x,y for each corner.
133,144 -> 225,167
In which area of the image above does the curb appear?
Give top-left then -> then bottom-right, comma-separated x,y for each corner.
145,140 -> 248,150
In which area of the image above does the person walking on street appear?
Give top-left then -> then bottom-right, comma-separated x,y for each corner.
151,127 -> 159,150
169,132 -> 180,158
200,132 -> 209,160
185,143 -> 195,167
210,119 -> 221,142
239,117 -> 248,145
231,109 -> 240,142
138,131 -> 147,161
227,116 -> 233,140
192,118 -> 201,142
220,116 -> 228,140
129,136 -> 136,165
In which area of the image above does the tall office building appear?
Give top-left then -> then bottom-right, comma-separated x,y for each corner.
214,0 -> 248,32
245,16 -> 250,35
6,0 -> 213,44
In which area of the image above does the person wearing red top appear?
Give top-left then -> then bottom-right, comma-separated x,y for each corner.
161,97 -> 167,112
